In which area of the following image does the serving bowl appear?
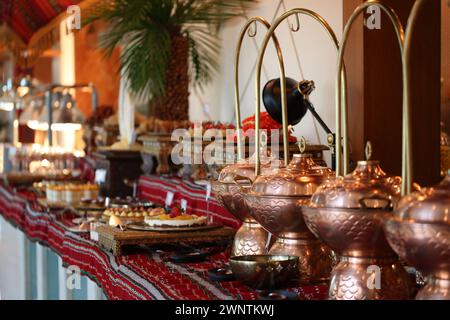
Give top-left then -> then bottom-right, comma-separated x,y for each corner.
229,255 -> 299,290
303,160 -> 412,299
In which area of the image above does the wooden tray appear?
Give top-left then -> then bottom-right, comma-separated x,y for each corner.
97,225 -> 235,256
126,222 -> 222,232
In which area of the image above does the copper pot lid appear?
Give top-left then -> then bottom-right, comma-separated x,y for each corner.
218,151 -> 282,183
309,159 -> 402,210
394,172 -> 450,224
218,160 -> 259,183
248,153 -> 333,197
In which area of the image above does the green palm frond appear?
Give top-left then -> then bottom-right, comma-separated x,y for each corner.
87,0 -> 257,99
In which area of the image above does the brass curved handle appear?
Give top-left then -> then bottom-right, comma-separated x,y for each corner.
401,0 -> 429,194
336,1 -> 411,196
234,17 -> 284,161
254,8 -> 347,176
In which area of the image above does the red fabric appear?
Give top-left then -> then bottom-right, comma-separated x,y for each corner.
77,161 -> 239,227
0,184 -> 327,300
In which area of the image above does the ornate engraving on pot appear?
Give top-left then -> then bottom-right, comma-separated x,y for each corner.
303,207 -> 396,258
229,255 -> 299,290
329,257 -> 412,300
246,195 -> 316,238
244,154 -> 335,282
395,173 -> 450,224
303,160 -> 403,258
212,180 -> 268,256
232,222 -> 270,256
385,173 -> 450,299
211,181 -> 253,222
249,154 -> 333,197
303,158 -> 411,299
245,196 -> 288,235
309,161 -> 402,209
385,219 -> 450,281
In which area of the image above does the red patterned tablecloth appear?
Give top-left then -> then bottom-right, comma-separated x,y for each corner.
0,183 -> 327,300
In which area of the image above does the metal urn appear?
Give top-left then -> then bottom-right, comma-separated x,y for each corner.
212,158 -> 279,256
211,15 -> 285,256
302,158 -> 413,299
301,0 -> 424,300
244,152 -> 335,283
243,6 -> 346,283
384,172 -> 450,300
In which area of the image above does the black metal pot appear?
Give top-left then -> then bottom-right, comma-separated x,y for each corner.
262,78 -> 312,125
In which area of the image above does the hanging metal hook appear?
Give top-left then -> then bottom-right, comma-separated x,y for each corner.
365,141 -> 373,161
299,137 -> 307,154
248,20 -> 257,37
289,13 -> 300,32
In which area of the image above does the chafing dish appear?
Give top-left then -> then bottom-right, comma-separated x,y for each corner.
244,153 -> 335,283
385,172 -> 450,300
303,159 -> 412,299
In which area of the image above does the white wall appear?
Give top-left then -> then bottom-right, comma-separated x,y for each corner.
189,0 -> 343,165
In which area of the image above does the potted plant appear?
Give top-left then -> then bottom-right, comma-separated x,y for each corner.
87,0 -> 255,130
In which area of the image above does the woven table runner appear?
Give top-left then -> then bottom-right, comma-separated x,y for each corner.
0,184 -> 327,300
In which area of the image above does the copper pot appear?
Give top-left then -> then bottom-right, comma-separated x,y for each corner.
303,160 -> 413,300
384,173 -> 450,300
244,154 -> 335,283
212,157 -> 280,256
212,182 -> 268,257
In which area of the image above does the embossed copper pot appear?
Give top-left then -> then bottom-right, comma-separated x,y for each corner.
384,172 -> 450,300
212,157 -> 280,256
303,160 -> 413,299
244,154 -> 335,283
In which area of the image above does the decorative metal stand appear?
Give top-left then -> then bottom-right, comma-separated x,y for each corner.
247,8 -> 346,283
212,16 -> 286,257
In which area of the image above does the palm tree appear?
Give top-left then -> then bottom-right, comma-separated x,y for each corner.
88,0 -> 255,121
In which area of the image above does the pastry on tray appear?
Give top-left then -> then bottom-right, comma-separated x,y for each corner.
103,206 -> 165,219
144,207 -> 208,228
46,183 -> 99,204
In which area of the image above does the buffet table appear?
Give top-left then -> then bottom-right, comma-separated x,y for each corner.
0,179 -> 327,300
138,175 -> 241,229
